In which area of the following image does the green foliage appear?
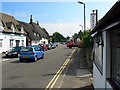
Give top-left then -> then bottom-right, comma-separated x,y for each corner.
52,32 -> 66,42
80,30 -> 92,48
82,33 -> 91,48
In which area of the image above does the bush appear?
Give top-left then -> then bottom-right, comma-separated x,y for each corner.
83,34 -> 91,48
79,31 -> 91,48
78,40 -> 83,48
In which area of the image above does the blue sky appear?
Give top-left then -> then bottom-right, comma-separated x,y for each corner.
1,1 -> 116,37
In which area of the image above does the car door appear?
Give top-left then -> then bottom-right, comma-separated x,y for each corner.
34,46 -> 42,58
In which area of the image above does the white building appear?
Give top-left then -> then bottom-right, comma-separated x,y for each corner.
0,13 -> 49,53
0,13 -> 26,53
18,15 -> 49,46
0,33 -> 26,53
91,1 -> 120,89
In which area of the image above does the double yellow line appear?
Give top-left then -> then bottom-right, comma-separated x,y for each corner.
45,49 -> 76,90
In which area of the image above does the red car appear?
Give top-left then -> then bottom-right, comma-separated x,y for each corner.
66,41 -> 73,48
41,44 -> 48,51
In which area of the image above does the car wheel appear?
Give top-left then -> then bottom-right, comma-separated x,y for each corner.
41,54 -> 44,59
34,56 -> 37,62
19,59 -> 23,62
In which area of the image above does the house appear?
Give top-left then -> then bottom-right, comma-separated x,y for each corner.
0,12 -> 26,53
40,28 -> 49,44
18,15 -> 49,46
91,1 -> 120,89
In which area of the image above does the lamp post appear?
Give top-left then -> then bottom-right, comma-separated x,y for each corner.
78,1 -> 86,32
79,24 -> 83,31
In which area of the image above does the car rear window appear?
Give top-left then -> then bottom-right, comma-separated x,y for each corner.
20,47 -> 33,52
11,47 -> 20,51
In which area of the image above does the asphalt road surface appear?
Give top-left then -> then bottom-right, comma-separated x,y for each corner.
2,44 -> 76,89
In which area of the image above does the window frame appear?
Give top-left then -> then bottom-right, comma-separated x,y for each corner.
109,28 -> 120,89
93,32 -> 103,74
0,39 -> 3,47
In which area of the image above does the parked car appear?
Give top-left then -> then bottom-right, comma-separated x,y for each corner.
19,45 -> 44,62
46,44 -> 52,50
54,42 -> 58,47
51,43 -> 56,49
39,44 -> 48,51
5,46 -> 24,57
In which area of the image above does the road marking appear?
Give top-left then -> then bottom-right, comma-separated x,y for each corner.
45,49 -> 76,90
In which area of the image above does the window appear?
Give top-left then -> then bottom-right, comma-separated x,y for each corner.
21,40 -> 24,46
0,39 -> 3,47
94,32 -> 103,74
11,24 -> 15,33
34,46 -> 40,51
94,40 -> 103,74
111,29 -> 120,87
10,39 -> 14,48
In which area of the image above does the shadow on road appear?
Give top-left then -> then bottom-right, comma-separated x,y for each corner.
10,60 -> 35,63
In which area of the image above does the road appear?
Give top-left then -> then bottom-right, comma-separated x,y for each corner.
2,44 -> 76,89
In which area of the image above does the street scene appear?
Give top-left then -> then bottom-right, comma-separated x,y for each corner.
1,0 -> 120,90
2,44 -> 92,89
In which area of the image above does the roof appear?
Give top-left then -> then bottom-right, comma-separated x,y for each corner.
18,20 -> 50,41
18,21 -> 41,40
32,22 -> 49,39
0,12 -> 23,34
91,1 -> 120,34
42,28 -> 50,39
0,12 -> 50,41
0,12 -> 19,25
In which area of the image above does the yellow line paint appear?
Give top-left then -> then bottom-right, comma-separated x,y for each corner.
45,49 -> 76,90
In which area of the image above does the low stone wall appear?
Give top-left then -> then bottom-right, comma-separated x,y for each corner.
86,47 -> 93,73
80,47 -> 93,73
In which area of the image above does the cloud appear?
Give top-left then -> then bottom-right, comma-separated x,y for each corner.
42,21 -> 90,37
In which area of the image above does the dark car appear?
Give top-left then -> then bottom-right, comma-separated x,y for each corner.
5,46 -> 24,57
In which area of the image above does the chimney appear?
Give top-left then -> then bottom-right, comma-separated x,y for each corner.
37,21 -> 39,25
29,15 -> 33,24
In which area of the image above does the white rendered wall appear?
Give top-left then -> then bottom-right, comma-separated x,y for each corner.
0,33 -> 26,53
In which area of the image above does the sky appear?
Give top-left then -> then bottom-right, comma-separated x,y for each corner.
1,0 -> 116,37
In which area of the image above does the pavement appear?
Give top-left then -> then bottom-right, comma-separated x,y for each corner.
54,48 -> 93,89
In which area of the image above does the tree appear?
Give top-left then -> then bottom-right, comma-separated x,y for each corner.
66,36 -> 70,41
52,32 -> 66,42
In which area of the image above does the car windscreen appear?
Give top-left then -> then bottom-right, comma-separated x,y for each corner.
11,47 -> 21,51
20,47 -> 33,52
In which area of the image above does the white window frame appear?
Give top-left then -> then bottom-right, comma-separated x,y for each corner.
0,39 -> 3,47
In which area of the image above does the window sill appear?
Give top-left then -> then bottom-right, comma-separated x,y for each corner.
107,78 -> 120,90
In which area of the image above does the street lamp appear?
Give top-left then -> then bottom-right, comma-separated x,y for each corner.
79,24 -> 83,31
78,1 -> 86,32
